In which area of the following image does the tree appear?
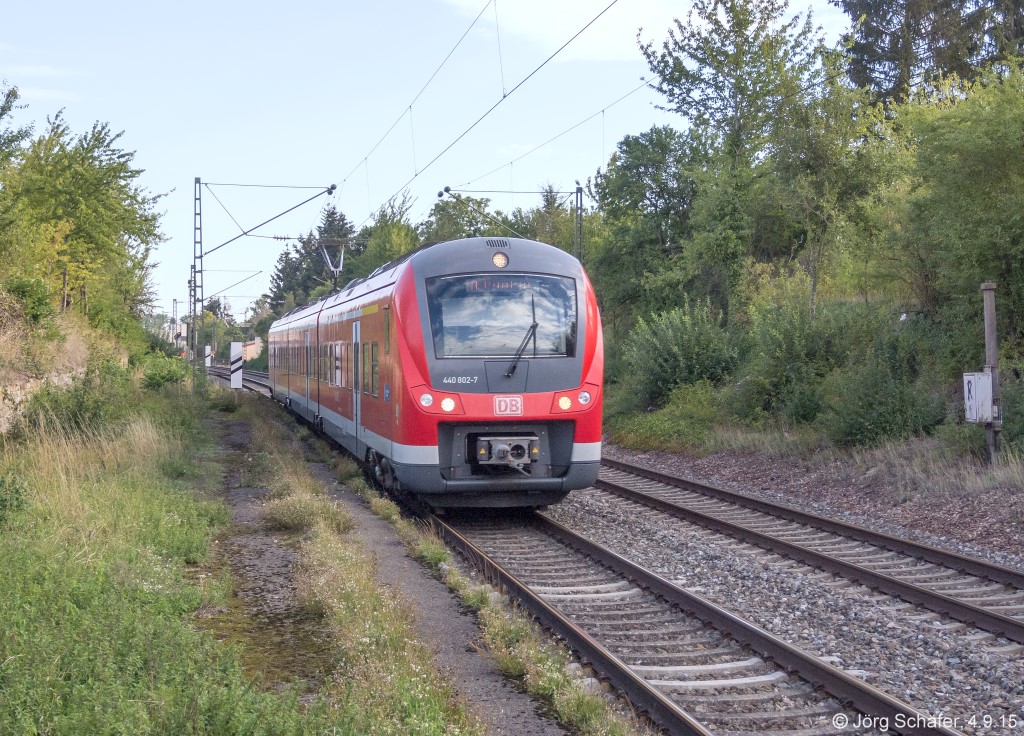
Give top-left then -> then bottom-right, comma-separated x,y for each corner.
639,0 -> 820,319
985,0 -> 1024,62
348,194 -> 419,279
640,0 -> 818,168
587,126 -> 706,324
418,193 -> 501,243
591,126 -> 702,248
265,204 -> 356,314
267,248 -> 300,314
831,0 -> 999,102
0,112 -> 162,331
901,64 -> 1024,344
768,48 -> 880,319
0,83 -> 32,170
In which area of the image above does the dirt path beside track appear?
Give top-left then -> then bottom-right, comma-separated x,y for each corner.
203,413 -> 567,735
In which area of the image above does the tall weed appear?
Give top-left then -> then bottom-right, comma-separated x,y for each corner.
19,358 -> 133,434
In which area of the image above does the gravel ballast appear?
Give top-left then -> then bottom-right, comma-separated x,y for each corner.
545,446 -> 1024,736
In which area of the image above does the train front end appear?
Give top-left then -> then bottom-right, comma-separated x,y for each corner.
392,237 -> 603,508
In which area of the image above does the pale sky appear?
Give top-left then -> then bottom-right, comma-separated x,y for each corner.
2,0 -> 850,322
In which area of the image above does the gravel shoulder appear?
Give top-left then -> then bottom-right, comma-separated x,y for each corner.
312,462 -> 569,736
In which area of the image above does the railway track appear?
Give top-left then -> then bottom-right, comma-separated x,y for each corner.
435,512 -> 961,736
596,458 -> 1024,646
206,366 -> 273,396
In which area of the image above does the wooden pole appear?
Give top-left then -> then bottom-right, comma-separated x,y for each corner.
981,282 -> 1000,465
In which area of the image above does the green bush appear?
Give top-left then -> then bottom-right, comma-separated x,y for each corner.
932,420 -> 989,459
820,358 -> 946,447
607,381 -> 719,450
0,471 -> 27,525
1000,367 -> 1024,451
623,299 -> 736,407
6,276 -> 54,324
141,352 -> 190,390
731,300 -> 884,422
779,367 -> 823,425
870,314 -> 936,383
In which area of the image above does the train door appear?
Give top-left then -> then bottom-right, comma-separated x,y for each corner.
352,321 -> 362,449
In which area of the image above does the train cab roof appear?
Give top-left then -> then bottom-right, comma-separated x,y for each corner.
269,237 -> 581,335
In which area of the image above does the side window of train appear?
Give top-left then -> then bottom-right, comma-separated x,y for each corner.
346,342 -> 352,389
334,341 -> 341,387
362,342 -> 370,395
340,342 -> 347,388
371,341 -> 379,397
384,309 -> 391,355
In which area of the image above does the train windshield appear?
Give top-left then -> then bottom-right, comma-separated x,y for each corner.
425,274 -> 577,358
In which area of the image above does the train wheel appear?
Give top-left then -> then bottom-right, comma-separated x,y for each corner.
368,450 -> 396,492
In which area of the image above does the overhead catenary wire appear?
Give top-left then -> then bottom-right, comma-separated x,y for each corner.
493,0 -> 508,97
202,182 -> 327,189
203,184 -> 246,234
203,185 -> 336,258
456,78 -> 650,189
358,0 -> 622,227
336,0 -> 494,192
206,271 -> 263,301
439,187 -> 528,239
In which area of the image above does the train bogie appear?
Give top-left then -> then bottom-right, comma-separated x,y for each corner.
268,237 -> 603,509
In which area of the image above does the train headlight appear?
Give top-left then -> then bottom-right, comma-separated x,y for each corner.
419,393 -> 434,407
578,391 -> 592,405
492,252 -> 509,268
440,397 -> 456,412
558,396 -> 572,410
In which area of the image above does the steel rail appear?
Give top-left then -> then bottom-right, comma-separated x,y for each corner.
205,366 -> 272,395
430,515 -> 714,736
597,461 -> 1024,644
602,457 -> 1024,589
531,514 -> 964,736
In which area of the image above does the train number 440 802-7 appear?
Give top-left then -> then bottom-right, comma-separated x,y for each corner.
442,376 -> 478,384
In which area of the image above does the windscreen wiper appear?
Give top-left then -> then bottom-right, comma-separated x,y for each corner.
505,322 -> 538,377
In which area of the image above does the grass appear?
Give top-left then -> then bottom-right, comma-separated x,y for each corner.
298,523 -> 483,736
262,490 -> 354,534
0,363 -> 491,735
0,383 -> 333,735
849,438 -> 1024,503
605,380 -> 1023,509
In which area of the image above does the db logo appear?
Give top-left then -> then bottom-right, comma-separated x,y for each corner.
494,395 -> 523,416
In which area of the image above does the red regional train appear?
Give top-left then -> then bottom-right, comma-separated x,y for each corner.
267,236 -> 603,508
